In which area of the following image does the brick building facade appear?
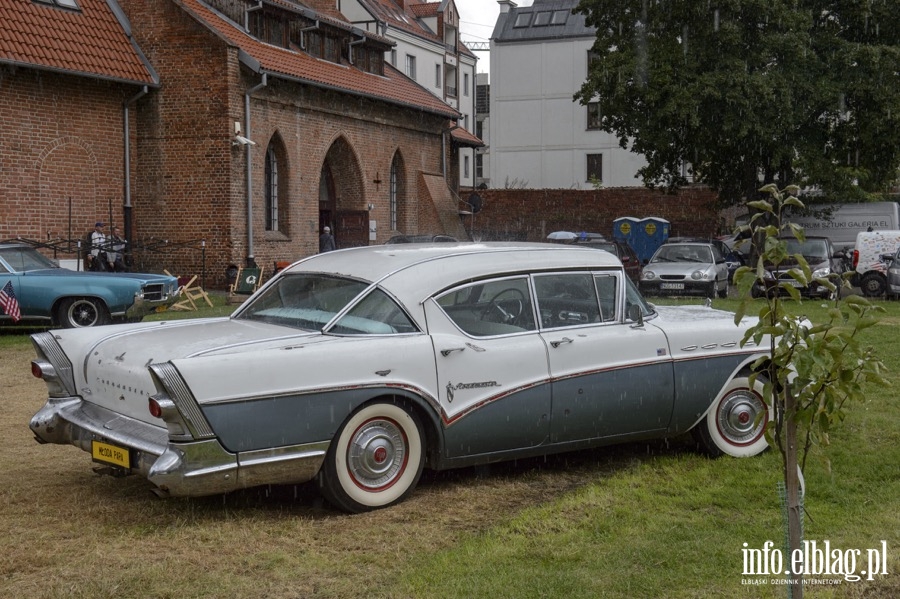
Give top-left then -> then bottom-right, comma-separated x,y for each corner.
2,0 -> 468,288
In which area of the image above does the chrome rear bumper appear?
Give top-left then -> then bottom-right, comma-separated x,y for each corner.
30,397 -> 329,497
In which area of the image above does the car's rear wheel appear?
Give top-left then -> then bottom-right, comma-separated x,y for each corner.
694,376 -> 769,458
57,297 -> 109,328
318,400 -> 424,513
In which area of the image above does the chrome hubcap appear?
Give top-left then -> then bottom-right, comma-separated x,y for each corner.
347,418 -> 407,490
717,390 -> 766,445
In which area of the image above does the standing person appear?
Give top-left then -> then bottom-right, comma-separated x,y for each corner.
108,226 -> 127,272
89,222 -> 107,271
319,226 -> 336,253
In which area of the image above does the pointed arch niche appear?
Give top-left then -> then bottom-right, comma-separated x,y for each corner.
389,150 -> 407,233
319,136 -> 367,248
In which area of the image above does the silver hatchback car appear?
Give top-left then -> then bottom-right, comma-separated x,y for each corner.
640,242 -> 729,298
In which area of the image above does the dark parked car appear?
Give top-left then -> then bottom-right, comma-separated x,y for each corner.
751,236 -> 847,299
0,243 -> 179,327
575,239 -> 643,283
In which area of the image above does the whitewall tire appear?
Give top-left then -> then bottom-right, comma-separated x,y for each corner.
694,376 -> 769,458
319,401 -> 424,513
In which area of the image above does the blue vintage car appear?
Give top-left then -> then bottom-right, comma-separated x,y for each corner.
0,243 -> 180,327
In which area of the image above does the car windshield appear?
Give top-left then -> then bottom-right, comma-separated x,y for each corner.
0,247 -> 60,272
785,239 -> 828,262
651,245 -> 712,264
236,273 -> 416,334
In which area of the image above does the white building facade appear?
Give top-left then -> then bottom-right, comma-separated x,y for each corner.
489,0 -> 646,189
343,0 -> 480,190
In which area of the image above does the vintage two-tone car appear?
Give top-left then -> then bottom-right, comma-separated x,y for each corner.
29,243 -> 769,513
1,242 -> 179,327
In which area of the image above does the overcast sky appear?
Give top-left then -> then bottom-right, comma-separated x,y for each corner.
456,0 -> 535,75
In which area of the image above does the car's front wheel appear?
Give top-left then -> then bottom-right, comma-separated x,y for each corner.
57,297 -> 110,328
694,376 -> 769,458
318,400 -> 425,513
859,272 -> 886,297
717,278 -> 729,299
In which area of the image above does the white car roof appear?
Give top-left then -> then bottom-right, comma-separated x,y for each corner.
285,242 -> 622,306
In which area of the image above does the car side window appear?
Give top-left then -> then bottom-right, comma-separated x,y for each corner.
330,288 -> 417,335
533,273 -> 601,329
711,245 -> 724,262
593,274 -> 618,321
436,277 -> 536,336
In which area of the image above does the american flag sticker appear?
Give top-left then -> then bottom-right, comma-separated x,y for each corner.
657,348 -> 667,356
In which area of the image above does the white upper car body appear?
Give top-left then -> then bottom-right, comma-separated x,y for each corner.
30,243 -> 769,512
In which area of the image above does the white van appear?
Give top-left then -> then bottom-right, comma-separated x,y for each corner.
852,230 -> 900,297
784,202 -> 900,249
729,201 -> 900,255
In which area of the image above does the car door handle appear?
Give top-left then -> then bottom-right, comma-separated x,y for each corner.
441,347 -> 465,356
550,337 -> 573,348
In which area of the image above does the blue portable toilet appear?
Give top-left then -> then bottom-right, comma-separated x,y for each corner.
614,216 -> 669,263
612,216 -> 640,252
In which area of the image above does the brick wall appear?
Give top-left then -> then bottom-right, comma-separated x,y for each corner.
0,67 -> 131,242
465,186 -> 722,242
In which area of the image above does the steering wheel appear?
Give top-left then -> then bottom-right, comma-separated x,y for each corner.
481,288 -> 526,324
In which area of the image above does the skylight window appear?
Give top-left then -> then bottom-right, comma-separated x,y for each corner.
551,10 -> 569,25
513,13 -> 532,28
533,12 -> 551,27
34,0 -> 80,9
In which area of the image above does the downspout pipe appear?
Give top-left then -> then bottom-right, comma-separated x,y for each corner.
244,73 -> 267,267
442,122 -> 460,182
244,1 -> 262,30
123,85 -> 148,246
348,30 -> 366,65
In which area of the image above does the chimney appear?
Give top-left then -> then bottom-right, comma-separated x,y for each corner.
497,0 -> 518,14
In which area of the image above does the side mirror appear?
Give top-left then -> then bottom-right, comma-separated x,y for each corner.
628,304 -> 644,326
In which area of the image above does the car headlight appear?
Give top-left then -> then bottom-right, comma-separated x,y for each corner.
762,271 -> 775,280
642,271 -> 656,280
812,267 -> 831,279
691,270 -> 711,280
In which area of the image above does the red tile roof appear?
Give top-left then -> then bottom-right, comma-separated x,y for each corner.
451,125 -> 483,148
0,0 -> 157,85
175,0 -> 459,119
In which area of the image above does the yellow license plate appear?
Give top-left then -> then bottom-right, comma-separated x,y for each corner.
91,440 -> 131,469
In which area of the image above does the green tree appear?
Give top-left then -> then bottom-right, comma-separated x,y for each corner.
574,0 -> 900,204
733,184 -> 887,593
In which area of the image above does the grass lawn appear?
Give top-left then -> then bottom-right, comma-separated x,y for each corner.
1,294 -> 897,598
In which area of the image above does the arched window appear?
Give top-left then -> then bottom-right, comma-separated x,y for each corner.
264,143 -> 279,231
390,154 -> 401,231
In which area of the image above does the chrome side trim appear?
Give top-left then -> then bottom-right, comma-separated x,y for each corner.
148,440 -> 328,496
149,362 -> 215,439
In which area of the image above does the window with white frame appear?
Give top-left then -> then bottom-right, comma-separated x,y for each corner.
435,64 -> 442,88
464,155 -> 470,179
463,73 -> 469,96
587,102 -> 602,130
405,54 -> 416,80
